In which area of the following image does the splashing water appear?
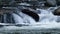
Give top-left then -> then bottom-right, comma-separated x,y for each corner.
6,7 -> 59,28
1,7 -> 60,29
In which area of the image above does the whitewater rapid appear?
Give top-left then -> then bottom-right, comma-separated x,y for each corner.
4,7 -> 59,29
0,7 -> 60,29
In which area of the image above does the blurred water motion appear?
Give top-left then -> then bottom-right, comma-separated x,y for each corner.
0,0 -> 60,34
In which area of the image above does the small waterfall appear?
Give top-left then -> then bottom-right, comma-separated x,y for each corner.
12,12 -> 36,25
8,7 -> 60,26
0,6 -> 60,28
1,1 -> 60,34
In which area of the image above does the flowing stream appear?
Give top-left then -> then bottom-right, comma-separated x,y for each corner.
0,6 -> 60,29
7,7 -> 60,28
0,7 -> 60,34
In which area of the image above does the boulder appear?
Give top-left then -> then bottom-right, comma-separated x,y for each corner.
56,0 -> 60,6
53,7 -> 60,16
22,9 -> 39,22
45,0 -> 57,7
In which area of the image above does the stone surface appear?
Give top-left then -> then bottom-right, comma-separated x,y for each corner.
45,0 -> 56,7
22,9 -> 39,22
53,7 -> 60,16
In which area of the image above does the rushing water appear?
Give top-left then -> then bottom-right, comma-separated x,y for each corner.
0,7 -> 60,34
0,0 -> 60,34
0,7 -> 60,28
3,7 -> 59,28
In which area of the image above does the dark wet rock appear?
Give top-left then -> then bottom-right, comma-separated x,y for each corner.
56,0 -> 60,6
22,9 -> 39,22
0,0 -> 15,5
45,0 -> 56,7
0,0 -> 17,8
53,7 -> 60,16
